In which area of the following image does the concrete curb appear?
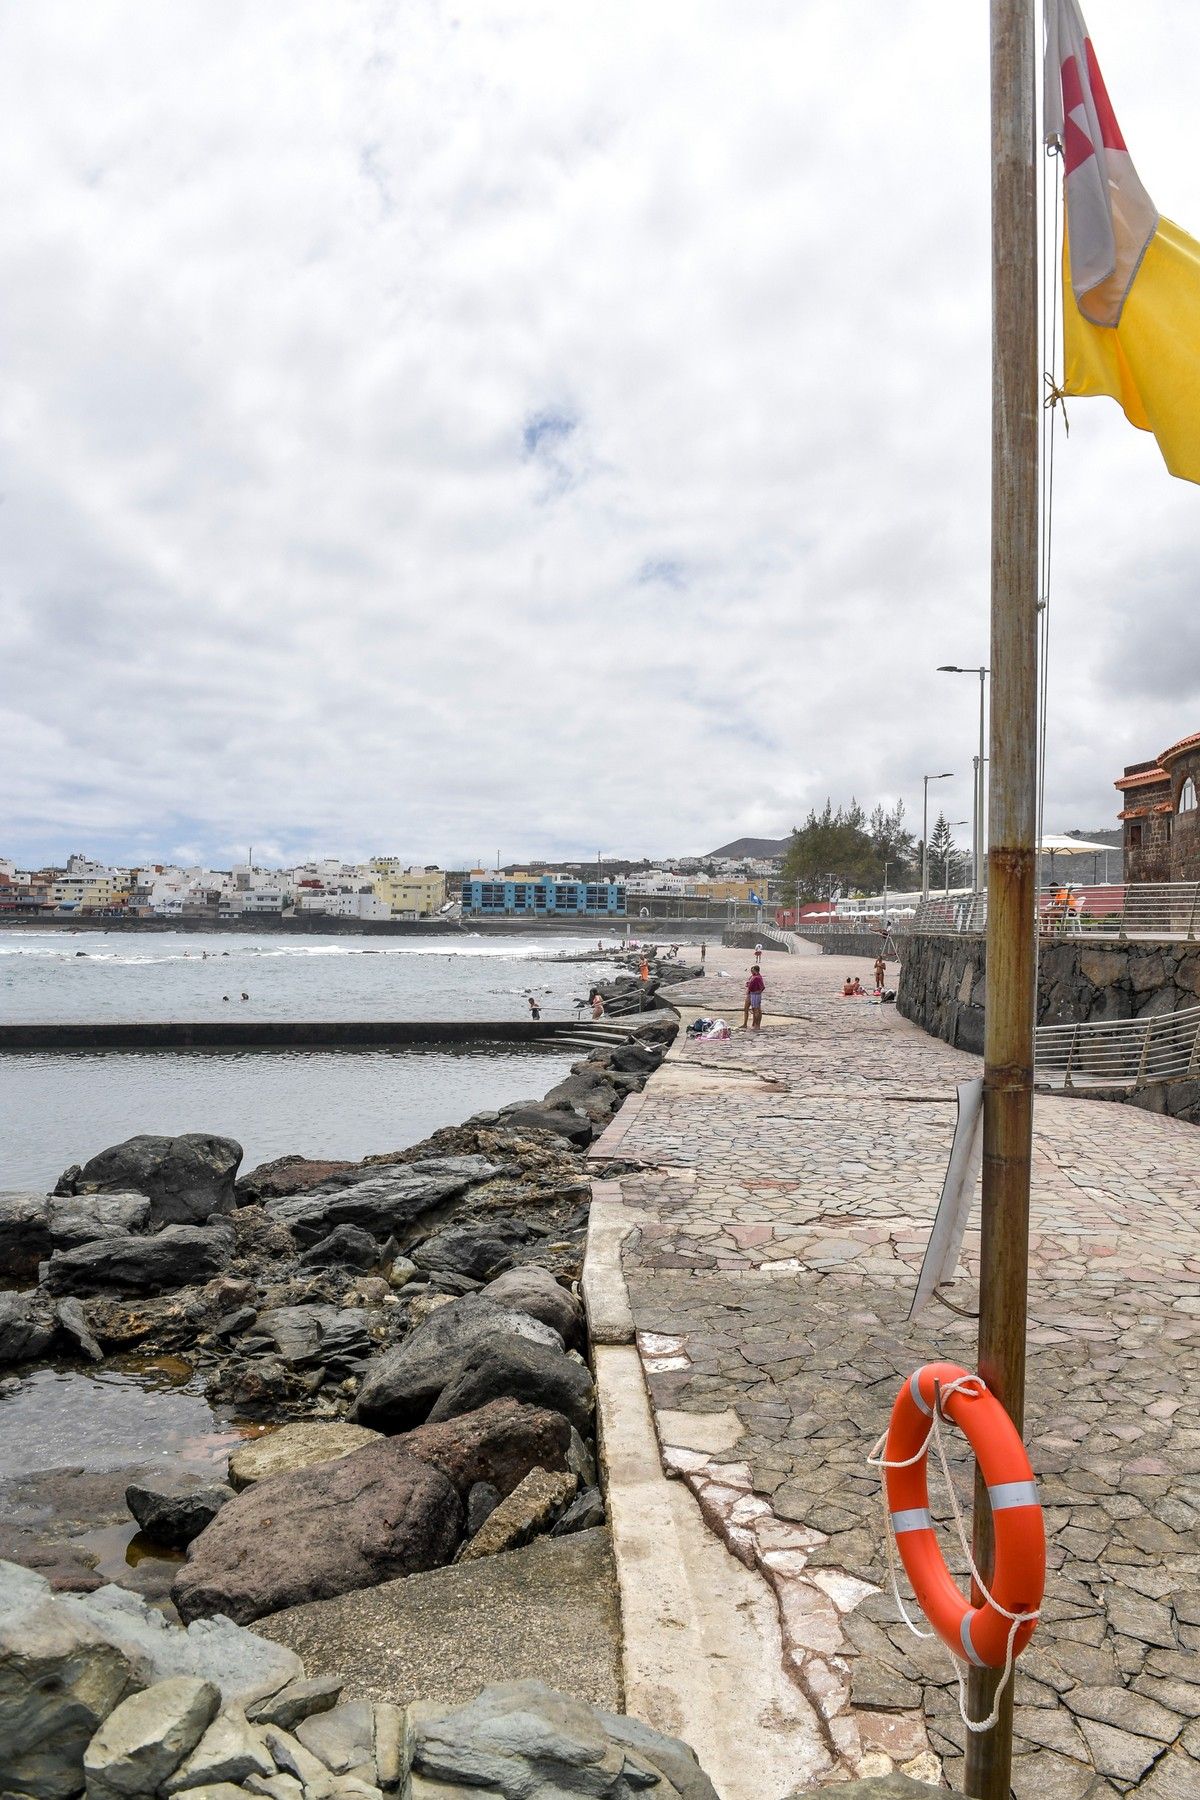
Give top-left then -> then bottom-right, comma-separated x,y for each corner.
584,1168 -> 836,1800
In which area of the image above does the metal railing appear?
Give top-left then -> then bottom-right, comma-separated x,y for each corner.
908,882 -> 1200,941
1035,1003 -> 1200,1089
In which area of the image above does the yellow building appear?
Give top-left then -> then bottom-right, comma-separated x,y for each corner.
51,871 -> 130,912
368,863 -> 447,917
706,879 -> 757,904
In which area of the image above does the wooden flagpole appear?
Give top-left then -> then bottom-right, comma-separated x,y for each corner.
965,1 -> 1039,1795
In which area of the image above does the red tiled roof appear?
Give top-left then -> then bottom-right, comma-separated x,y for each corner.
1115,766 -> 1168,792
1119,801 -> 1173,820
1160,732 -> 1200,764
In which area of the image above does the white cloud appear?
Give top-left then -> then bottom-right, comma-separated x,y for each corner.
2,0 -> 1200,867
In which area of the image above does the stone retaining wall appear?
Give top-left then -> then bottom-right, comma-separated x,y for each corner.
897,930 -> 1200,1118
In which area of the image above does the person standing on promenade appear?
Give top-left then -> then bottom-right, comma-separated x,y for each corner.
700,940 -> 707,966
743,963 -> 765,1029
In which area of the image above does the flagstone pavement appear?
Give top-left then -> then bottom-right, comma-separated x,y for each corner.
589,944 -> 1200,1800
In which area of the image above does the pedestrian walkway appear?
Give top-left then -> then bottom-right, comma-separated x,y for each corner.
587,945 -> 1199,1800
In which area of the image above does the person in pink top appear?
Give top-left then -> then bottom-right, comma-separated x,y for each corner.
744,963 -> 765,1030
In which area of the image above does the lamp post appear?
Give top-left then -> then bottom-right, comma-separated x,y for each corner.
938,665 -> 991,891
922,773 -> 954,900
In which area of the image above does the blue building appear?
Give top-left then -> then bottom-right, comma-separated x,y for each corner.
461,876 -> 625,917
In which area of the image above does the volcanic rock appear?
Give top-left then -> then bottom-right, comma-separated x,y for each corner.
58,1133 -> 242,1228
426,1335 -> 594,1436
480,1264 -> 584,1347
353,1293 -> 564,1431
394,1398 -> 572,1497
43,1224 -> 234,1297
237,1154 -> 359,1204
495,1104 -> 594,1145
48,1192 -> 152,1249
125,1481 -> 235,1548
264,1157 -> 499,1248
297,1222 -> 379,1270
172,1444 -> 463,1624
0,1192 -> 52,1281
411,1220 -> 537,1282
0,1292 -> 57,1365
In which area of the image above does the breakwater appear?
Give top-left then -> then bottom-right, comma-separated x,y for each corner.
0,1018 -> 630,1052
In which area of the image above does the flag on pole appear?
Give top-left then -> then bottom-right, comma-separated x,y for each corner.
1045,0 -> 1200,484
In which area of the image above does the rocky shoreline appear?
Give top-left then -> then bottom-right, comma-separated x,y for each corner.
0,950 -> 699,1618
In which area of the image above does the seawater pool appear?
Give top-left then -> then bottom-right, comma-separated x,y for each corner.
2,1044 -> 579,1189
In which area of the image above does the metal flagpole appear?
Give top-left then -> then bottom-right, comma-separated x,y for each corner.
966,2 -> 1039,1795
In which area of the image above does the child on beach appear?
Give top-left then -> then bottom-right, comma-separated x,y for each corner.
744,964 -> 765,1029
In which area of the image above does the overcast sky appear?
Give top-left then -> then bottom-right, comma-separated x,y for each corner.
3,1 -> 1200,870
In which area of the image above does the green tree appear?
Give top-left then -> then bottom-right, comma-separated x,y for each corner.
926,814 -> 971,892
782,799 -> 879,902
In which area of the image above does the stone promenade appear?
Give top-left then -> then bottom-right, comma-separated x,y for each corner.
588,945 -> 1199,1800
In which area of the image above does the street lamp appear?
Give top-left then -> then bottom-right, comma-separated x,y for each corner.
922,772 -> 954,900
937,665 -> 990,892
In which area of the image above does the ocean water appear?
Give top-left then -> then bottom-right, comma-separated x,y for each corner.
0,928 -> 610,1188
0,927 -> 612,1022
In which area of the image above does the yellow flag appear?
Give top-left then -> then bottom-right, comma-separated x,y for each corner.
1046,0 -> 1200,485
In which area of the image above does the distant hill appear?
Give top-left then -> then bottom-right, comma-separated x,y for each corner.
707,836 -> 789,859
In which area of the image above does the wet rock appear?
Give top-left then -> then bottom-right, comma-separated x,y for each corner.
458,1468 -> 577,1560
467,1483 -> 502,1536
55,1295 -> 104,1362
298,1223 -> 380,1270
265,1158 -> 500,1248
353,1294 -> 564,1431
246,1674 -> 344,1731
480,1264 -> 584,1347
43,1223 -> 234,1297
411,1221 -> 536,1282
551,1487 -> 606,1536
125,1481 -> 234,1548
48,1192 -> 152,1250
0,1291 -> 57,1365
229,1421 -> 382,1490
59,1133 -> 242,1229
410,1679 -> 719,1799
172,1445 -> 463,1625
82,1675 -> 220,1800
426,1334 -> 594,1436
395,1398 -> 572,1497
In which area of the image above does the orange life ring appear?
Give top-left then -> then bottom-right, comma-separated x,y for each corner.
884,1361 -> 1044,1668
